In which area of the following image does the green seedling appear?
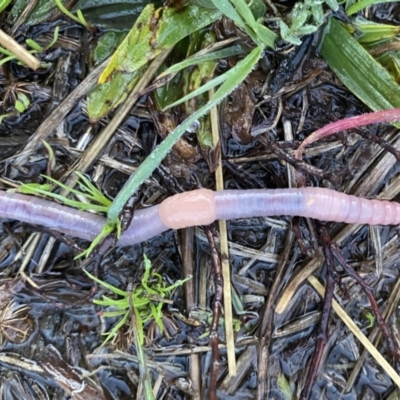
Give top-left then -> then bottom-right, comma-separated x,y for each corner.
0,112 -> 14,124
54,0 -> 91,29
277,373 -> 294,400
85,254 -> 191,345
14,92 -> 30,113
364,311 -> 375,329
84,254 -> 188,400
18,172 -> 112,213
0,91 -> 30,124
279,0 -> 339,45
0,26 -> 59,69
26,26 -> 60,52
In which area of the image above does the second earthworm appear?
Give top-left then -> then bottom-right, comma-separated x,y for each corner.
1,187 -> 400,247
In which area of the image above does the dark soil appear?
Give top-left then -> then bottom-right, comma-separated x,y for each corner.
0,2 -> 400,400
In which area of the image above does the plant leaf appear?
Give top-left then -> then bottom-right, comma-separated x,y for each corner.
320,18 -> 400,119
0,0 -> 12,13
347,0 -> 399,15
83,269 -> 128,296
88,2 -> 221,119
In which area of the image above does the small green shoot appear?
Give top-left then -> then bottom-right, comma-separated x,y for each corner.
0,112 -> 14,124
364,311 -> 375,329
19,172 -> 112,213
277,373 -> 294,400
26,26 -> 60,52
0,90 -> 31,123
156,44 -> 244,81
54,0 -> 91,29
14,92 -> 30,113
84,254 -> 191,345
279,0 -> 339,45
0,27 -> 59,69
0,45 -> 16,67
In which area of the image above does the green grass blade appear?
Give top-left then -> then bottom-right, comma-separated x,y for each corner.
320,17 -> 400,123
75,172 -> 111,206
101,310 -> 128,317
158,45 -> 244,77
83,269 -> 128,297
211,0 -> 275,48
163,71 -> 228,110
230,0 -> 257,28
210,0 -> 246,29
101,311 -> 129,345
347,0 -> 399,15
107,46 -> 262,223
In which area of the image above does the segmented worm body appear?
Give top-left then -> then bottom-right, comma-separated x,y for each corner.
1,188 -> 400,247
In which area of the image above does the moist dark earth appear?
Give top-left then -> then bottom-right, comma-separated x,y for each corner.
1,2 -> 400,399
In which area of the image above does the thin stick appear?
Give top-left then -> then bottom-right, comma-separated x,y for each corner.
0,29 -> 40,70
15,57 -> 109,164
210,89 -> 236,376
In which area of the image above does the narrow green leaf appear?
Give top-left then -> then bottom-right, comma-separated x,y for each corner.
163,70 -> 229,110
101,311 -> 129,345
101,310 -> 128,317
347,0 -> 399,15
26,39 -> 43,51
89,2 -> 221,119
158,45 -> 244,78
210,0 -> 246,29
0,0 -> 12,13
230,0 -> 257,29
83,269 -> 128,296
352,17 -> 400,43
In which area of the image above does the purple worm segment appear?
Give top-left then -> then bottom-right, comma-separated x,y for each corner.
1,187 -> 400,247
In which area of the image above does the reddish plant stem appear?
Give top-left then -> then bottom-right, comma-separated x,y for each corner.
296,108 -> 400,159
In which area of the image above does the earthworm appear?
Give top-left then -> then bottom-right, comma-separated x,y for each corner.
1,187 -> 400,247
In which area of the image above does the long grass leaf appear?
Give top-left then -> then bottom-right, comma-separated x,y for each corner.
163,71 -> 228,110
320,17 -> 400,125
84,269 -> 128,297
158,45 -> 244,77
347,0 -> 399,15
210,0 -> 246,28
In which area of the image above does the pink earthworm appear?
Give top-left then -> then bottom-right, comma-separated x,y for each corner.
1,187 -> 400,247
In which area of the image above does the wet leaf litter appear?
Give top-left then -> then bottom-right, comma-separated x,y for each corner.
1,1 -> 400,399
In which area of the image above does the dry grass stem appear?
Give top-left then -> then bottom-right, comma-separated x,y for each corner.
0,29 -> 40,70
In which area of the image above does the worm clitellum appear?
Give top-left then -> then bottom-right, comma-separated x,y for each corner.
1,187 -> 400,247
